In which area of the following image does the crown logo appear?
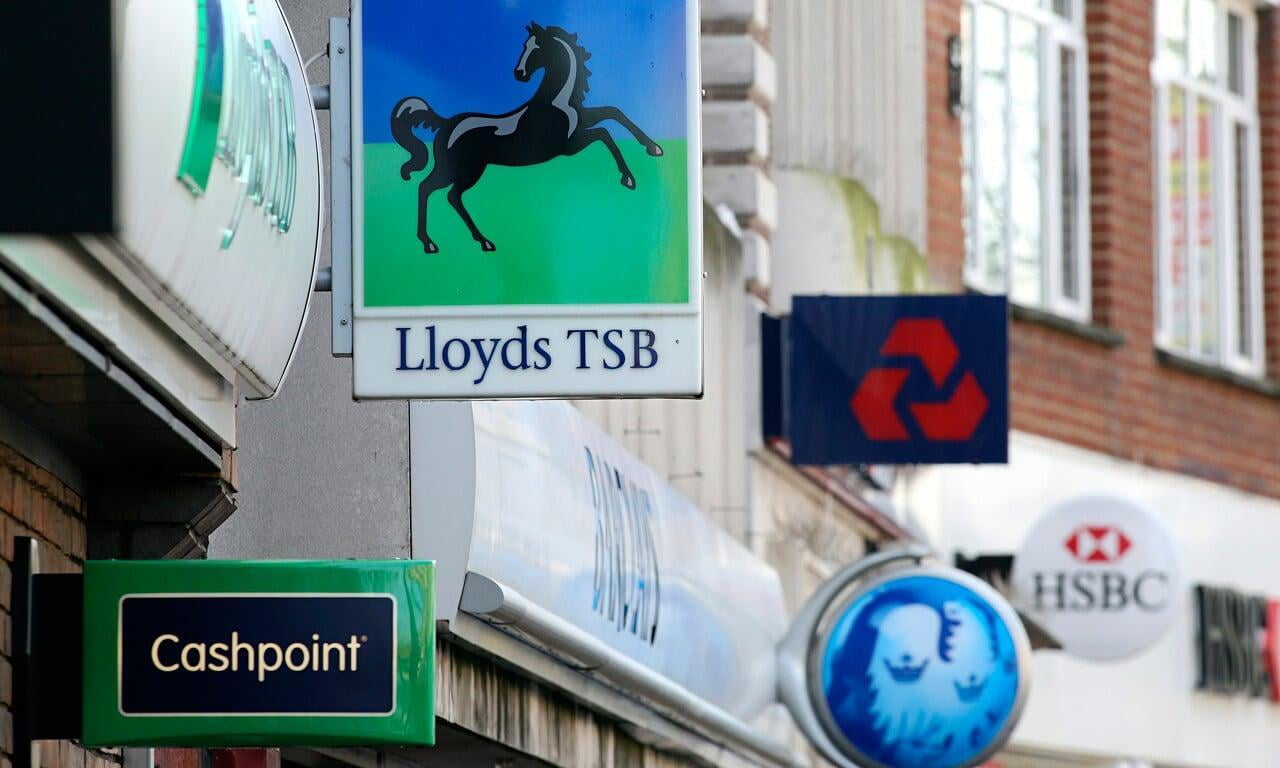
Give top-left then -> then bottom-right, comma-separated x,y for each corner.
883,655 -> 928,683
953,674 -> 988,702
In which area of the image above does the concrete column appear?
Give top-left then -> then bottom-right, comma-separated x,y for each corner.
701,0 -> 774,294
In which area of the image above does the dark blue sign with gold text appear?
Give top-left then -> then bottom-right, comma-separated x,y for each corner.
789,295 -> 1008,465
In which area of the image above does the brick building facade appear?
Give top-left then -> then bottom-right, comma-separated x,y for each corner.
926,0 -> 1280,498
908,3 -> 1280,763
1,442 -> 90,768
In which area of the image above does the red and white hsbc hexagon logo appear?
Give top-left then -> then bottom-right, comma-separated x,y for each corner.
1011,496 -> 1184,662
1064,526 -> 1131,563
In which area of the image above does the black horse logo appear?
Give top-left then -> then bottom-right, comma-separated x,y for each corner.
391,22 -> 664,254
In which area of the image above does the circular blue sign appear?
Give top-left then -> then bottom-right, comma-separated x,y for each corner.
812,568 -> 1029,768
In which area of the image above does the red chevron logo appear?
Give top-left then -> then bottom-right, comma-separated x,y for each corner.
849,318 -> 989,443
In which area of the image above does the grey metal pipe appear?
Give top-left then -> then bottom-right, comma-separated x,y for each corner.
460,572 -> 809,768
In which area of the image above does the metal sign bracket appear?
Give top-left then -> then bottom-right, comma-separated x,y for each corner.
775,544 -> 931,768
13,537 -> 84,768
329,17 -> 354,357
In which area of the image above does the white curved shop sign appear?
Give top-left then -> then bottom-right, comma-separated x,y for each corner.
110,0 -> 322,398
410,401 -> 788,720
1012,496 -> 1184,662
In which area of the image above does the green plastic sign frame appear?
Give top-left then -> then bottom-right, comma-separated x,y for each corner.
82,560 -> 435,748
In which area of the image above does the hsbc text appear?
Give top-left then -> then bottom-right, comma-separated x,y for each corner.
1032,570 -> 1170,612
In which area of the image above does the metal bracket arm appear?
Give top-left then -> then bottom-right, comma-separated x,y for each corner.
775,544 -> 932,768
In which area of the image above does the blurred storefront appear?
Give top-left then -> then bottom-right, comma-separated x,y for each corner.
212,1 -> 908,765
765,0 -> 1280,763
0,0 -> 323,767
212,190 -> 895,767
220,392 -> 808,768
903,432 -> 1280,768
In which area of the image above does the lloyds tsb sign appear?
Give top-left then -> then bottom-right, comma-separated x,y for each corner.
81,560 -> 435,747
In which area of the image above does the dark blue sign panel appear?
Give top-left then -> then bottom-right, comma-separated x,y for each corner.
789,295 -> 1008,465
817,569 -> 1029,768
120,595 -> 396,716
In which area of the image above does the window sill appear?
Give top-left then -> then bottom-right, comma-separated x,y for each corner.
1011,304 -> 1125,348
1155,349 -> 1280,398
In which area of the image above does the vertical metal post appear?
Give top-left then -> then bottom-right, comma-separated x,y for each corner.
122,749 -> 155,768
12,537 -> 83,768
330,17 -> 354,357
13,538 -> 38,768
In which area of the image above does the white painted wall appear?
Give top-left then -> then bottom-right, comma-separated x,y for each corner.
900,433 -> 1280,768
576,207 -> 752,545
771,0 -> 926,251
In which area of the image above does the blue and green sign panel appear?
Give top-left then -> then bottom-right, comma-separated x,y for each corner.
352,0 -> 703,399
82,560 -> 435,747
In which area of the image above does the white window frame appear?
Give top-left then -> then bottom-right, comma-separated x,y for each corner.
1153,0 -> 1264,377
962,0 -> 1092,323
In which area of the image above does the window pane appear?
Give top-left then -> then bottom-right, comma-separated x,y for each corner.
1009,17 -> 1042,307
1167,87 -> 1191,350
1235,123 -> 1252,358
1189,0 -> 1217,83
1060,46 -> 1080,302
1196,98 -> 1219,358
1159,0 -> 1189,72
976,4 -> 1010,291
1228,13 -> 1244,96
1053,0 -> 1071,19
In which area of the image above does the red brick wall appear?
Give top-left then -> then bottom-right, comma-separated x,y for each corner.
926,0 -> 965,291
0,440 -> 107,768
1261,8 -> 1280,376
1086,0 -> 1157,335
927,2 -> 1280,497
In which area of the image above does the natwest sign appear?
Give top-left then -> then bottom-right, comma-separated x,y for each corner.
788,295 -> 1008,465
1011,496 -> 1183,661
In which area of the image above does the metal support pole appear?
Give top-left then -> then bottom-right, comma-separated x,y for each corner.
314,266 -> 333,293
13,538 -> 37,768
12,537 -> 84,768
775,544 -> 932,768
310,84 -> 331,111
329,17 -> 354,356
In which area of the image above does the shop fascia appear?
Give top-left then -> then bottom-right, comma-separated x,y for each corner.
0,0 -> 322,445
15,555 -> 435,753
411,401 -> 790,752
1194,583 -> 1280,703
412,400 -> 1030,768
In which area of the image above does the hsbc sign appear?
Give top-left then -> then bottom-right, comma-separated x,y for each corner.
1029,525 -> 1170,615
1012,497 -> 1183,661
1195,584 -> 1280,703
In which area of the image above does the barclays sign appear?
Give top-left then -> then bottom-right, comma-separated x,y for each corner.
585,446 -> 661,645
410,401 -> 788,722
778,549 -> 1031,768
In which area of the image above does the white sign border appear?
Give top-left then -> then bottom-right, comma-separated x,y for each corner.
350,0 -> 703,399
